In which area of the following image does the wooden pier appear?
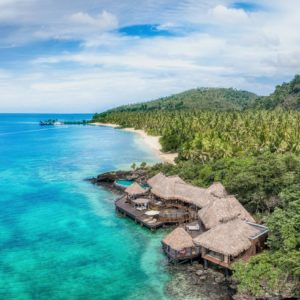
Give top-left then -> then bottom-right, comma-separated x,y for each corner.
115,196 -> 164,230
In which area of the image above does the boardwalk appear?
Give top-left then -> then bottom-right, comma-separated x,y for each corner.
115,196 -> 163,230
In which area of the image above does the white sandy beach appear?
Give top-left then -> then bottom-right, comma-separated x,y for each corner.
92,122 -> 177,164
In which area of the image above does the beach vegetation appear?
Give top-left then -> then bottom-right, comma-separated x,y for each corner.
140,162 -> 147,168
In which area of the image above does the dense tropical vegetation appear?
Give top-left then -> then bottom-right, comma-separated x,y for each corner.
94,109 -> 300,162
93,75 -> 300,298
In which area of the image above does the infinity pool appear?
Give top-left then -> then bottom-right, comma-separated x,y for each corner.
115,179 -> 135,188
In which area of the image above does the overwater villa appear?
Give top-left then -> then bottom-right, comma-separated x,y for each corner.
162,227 -> 201,263
193,219 -> 268,269
114,172 -> 268,268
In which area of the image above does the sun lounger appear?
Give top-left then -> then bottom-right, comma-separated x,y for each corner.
143,217 -> 153,222
147,219 -> 157,224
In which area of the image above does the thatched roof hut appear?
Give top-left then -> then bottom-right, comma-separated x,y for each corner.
198,195 -> 255,230
125,182 -> 147,196
193,219 -> 260,257
207,182 -> 228,198
163,227 -> 195,251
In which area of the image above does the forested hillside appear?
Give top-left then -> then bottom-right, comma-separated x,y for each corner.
104,88 -> 258,112
255,75 -> 300,110
92,76 -> 300,298
97,75 -> 300,113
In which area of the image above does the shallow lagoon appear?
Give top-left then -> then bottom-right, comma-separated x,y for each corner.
0,114 -> 170,300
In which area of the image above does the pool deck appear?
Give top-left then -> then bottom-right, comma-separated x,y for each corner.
115,196 -> 164,230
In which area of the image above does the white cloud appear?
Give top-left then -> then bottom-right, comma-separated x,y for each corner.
33,10 -> 118,42
0,1 -> 299,112
210,5 -> 249,24
70,10 -> 118,29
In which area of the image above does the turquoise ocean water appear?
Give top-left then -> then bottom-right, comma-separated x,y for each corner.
0,114 -> 171,300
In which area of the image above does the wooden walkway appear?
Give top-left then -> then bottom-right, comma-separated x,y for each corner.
115,196 -> 164,230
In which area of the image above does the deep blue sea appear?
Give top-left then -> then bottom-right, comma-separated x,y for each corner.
0,114 -> 170,300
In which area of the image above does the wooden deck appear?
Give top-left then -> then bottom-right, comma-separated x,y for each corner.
115,196 -> 164,230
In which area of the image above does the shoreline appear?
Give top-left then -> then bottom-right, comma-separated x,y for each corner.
92,122 -> 178,164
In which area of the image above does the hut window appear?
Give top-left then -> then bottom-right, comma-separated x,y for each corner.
207,250 -> 224,261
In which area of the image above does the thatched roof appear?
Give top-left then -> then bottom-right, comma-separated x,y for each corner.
125,182 -> 147,195
163,227 -> 195,251
173,183 -> 214,208
193,219 -> 260,256
147,172 -> 166,187
207,182 -> 228,198
149,173 -> 214,208
151,175 -> 186,200
198,195 -> 255,229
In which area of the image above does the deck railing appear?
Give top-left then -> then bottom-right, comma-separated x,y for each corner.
159,214 -> 191,223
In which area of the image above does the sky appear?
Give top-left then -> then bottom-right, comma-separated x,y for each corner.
0,0 -> 299,113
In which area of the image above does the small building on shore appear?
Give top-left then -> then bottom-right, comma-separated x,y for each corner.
193,219 -> 268,269
162,227 -> 201,262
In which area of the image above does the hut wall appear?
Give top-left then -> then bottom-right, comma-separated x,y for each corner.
201,247 -> 230,268
232,240 -> 257,263
256,233 -> 268,252
162,244 -> 201,260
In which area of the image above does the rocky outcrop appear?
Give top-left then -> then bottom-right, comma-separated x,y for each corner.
89,170 -> 134,184
166,261 -> 235,300
88,168 -> 148,190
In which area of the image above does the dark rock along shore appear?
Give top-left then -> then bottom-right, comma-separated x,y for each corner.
165,261 -> 236,300
89,169 -> 147,189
